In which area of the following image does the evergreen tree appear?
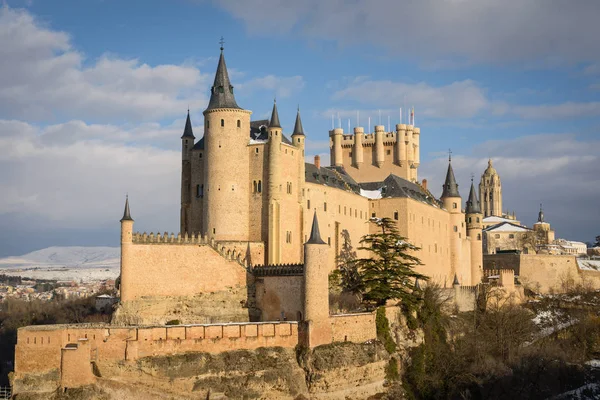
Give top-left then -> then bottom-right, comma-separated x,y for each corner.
354,217 -> 428,307
594,235 -> 600,247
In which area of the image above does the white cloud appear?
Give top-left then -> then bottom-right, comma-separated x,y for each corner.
214,0 -> 600,66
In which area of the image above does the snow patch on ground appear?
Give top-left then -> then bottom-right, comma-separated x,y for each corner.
549,383 -> 600,400
577,259 -> 600,272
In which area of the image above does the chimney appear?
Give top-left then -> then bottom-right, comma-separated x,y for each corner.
314,155 -> 321,169
422,179 -> 428,190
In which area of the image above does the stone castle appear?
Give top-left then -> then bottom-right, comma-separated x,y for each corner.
13,46 -> 599,396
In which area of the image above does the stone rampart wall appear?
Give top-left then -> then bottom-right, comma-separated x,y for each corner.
330,312 -> 376,343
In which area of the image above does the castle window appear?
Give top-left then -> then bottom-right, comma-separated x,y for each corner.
453,226 -> 458,232
185,140 -> 188,145
468,217 -> 472,223
394,211 -> 398,220
339,205 -> 341,213
255,148 -> 259,154
213,228 -> 216,234
307,200 -> 311,209
387,149 -> 391,155
477,234 -> 481,240
258,180 -> 262,193
196,184 -> 204,198
453,202 -> 457,209
218,86 -> 224,93
476,217 -> 480,223
372,212 -> 376,218
355,209 -> 357,217
435,244 -> 438,253
328,237 -> 331,246
360,211 -> 363,218
349,151 -> 353,157
509,234 -> 515,239
199,153 -> 203,159
344,206 -> 347,215
286,232 -> 292,243
324,202 -> 327,212
221,119 -> 224,127
237,120 -> 241,128
206,120 -> 209,128
253,181 -> 257,192
495,234 -> 500,239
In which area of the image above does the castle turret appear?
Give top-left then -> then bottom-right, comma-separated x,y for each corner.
203,45 -> 252,241
465,179 -> 483,285
119,196 -> 134,302
441,156 -> 464,284
374,125 -> 385,167
412,127 -> 420,181
533,203 -> 555,244
330,128 -> 343,166
479,159 -> 502,218
267,100 -> 283,264
291,107 -> 306,205
180,110 -> 195,235
353,127 -> 364,167
303,212 -> 332,348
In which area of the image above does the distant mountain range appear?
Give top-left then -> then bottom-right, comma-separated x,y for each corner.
0,246 -> 120,270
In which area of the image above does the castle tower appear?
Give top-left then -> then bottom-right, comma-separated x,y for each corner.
465,178 -> 483,285
533,203 -> 555,245
395,124 -> 407,173
203,45 -> 252,241
441,156 -> 464,284
267,100 -> 283,264
479,159 -> 502,217
353,126 -> 364,167
374,125 -> 385,167
119,196 -> 134,302
303,212 -> 332,348
180,110 -> 195,235
329,127 -> 343,167
412,127 -> 420,181
291,107 -> 306,205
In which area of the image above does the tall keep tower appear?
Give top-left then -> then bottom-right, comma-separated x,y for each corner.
479,159 -> 502,217
267,101 -> 283,264
203,45 -> 252,240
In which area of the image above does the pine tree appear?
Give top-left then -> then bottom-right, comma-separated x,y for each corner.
355,217 -> 428,307
330,229 -> 362,295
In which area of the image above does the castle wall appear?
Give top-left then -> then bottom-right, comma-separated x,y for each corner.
303,182 -> 370,269
249,143 -> 269,246
120,241 -> 248,301
277,143 -> 304,264
13,321 -> 299,393
255,275 -> 304,322
330,313 -> 376,343
484,254 -> 600,293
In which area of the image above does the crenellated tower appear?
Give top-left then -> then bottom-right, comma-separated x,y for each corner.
202,45 -> 252,241
479,159 -> 502,217
441,156 -> 465,284
465,178 -> 483,285
267,100 -> 283,264
291,107 -> 306,205
180,110 -> 195,235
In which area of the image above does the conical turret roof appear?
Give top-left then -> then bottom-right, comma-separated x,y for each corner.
465,179 -> 481,214
441,159 -> 460,198
538,203 -> 544,223
120,195 -> 133,222
292,107 -> 304,136
269,99 -> 281,128
181,110 -> 195,139
307,212 -> 326,244
205,48 -> 240,112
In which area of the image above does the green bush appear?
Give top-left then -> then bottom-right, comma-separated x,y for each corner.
165,319 -> 181,325
376,307 -> 396,354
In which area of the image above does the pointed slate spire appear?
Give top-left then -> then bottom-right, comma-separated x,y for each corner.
292,106 -> 304,136
453,273 -> 460,286
120,195 -> 133,222
205,45 -> 240,111
538,203 -> 544,223
269,99 -> 281,128
307,211 -> 326,244
441,156 -> 460,198
465,178 -> 481,214
181,110 -> 195,139
414,278 -> 421,290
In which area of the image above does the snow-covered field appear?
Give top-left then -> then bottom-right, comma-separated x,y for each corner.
0,246 -> 119,282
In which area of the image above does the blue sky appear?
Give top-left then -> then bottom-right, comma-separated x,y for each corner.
0,0 -> 599,256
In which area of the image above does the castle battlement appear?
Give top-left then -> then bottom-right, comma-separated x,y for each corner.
252,263 -> 304,277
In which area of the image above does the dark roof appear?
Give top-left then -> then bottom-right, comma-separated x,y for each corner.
181,111 -> 195,139
305,163 -> 360,193
292,108 -> 304,136
441,161 -> 460,198
205,50 -> 241,112
307,212 -> 326,244
360,175 -> 442,207
465,180 -> 481,214
120,196 -> 133,222
269,100 -> 281,128
191,119 -> 291,151
453,274 -> 459,285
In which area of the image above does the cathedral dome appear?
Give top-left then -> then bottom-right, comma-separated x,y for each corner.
483,159 -> 498,176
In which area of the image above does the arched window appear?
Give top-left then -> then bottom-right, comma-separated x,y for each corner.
206,120 -> 209,129
237,120 -> 241,128
477,234 -> 481,240
453,226 -> 458,232
453,202 -> 457,209
468,217 -> 472,223
476,217 -> 480,223
220,119 -> 224,127
253,181 -> 257,193
394,211 -> 399,220
258,180 -> 262,193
